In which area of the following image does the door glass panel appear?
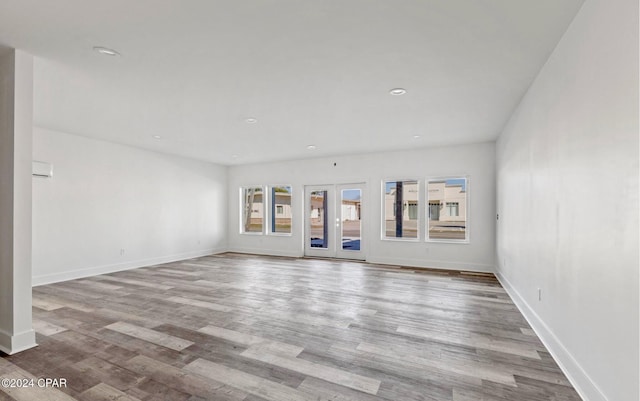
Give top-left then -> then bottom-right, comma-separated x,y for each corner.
310,190 -> 328,248
341,189 -> 361,251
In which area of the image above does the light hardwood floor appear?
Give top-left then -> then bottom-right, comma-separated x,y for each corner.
0,253 -> 581,400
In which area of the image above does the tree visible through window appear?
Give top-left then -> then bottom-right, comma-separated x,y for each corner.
241,187 -> 263,233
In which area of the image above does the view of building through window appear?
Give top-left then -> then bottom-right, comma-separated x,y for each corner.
309,190 -> 328,248
271,186 -> 292,234
341,189 -> 362,250
241,187 -> 263,233
427,178 -> 467,241
241,179 -> 468,243
383,180 -> 419,239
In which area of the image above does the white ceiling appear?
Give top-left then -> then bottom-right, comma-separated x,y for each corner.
0,0 -> 584,165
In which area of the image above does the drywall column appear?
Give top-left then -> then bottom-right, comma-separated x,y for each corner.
0,49 -> 36,354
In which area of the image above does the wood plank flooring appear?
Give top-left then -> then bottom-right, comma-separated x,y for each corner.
0,253 -> 582,400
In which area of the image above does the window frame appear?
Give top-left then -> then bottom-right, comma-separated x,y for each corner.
239,185 -> 266,235
380,178 -> 422,241
267,185 -> 293,236
425,176 -> 469,244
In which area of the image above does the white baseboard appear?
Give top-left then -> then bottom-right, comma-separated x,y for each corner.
367,255 -> 494,273
495,270 -> 607,401
226,249 -> 494,273
32,248 -> 227,286
226,247 -> 304,258
0,328 -> 37,355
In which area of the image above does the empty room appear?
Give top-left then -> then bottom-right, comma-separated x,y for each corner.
0,1 -> 637,401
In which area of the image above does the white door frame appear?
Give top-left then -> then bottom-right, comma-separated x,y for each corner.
304,183 -> 365,260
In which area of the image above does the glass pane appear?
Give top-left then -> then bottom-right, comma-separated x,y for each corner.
427,178 -> 467,240
341,189 -> 361,251
242,187 -> 263,233
271,186 -> 292,234
384,181 -> 418,238
309,190 -> 328,248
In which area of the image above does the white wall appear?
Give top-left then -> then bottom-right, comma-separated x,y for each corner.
228,142 -> 496,272
495,0 -> 639,400
32,127 -> 228,285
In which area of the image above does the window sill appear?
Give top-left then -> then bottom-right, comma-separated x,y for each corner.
380,237 -> 421,242
426,239 -> 470,244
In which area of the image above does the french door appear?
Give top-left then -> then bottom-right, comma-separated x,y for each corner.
304,183 -> 365,260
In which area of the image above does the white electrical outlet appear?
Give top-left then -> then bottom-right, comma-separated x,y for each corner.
120,248 -> 125,256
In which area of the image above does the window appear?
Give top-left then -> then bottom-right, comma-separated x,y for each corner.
408,201 -> 418,220
383,180 -> 419,239
446,202 -> 459,216
429,202 -> 440,221
270,186 -> 292,234
241,187 -> 264,233
427,178 -> 467,242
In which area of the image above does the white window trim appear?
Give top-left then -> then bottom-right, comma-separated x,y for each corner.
380,178 -> 422,242
267,184 -> 293,237
239,185 -> 265,235
425,176 -> 470,244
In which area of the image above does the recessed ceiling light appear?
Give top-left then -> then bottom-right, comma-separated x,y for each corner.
389,88 -> 407,96
412,135 -> 421,139
245,118 -> 257,124
152,135 -> 162,139
93,46 -> 120,56
306,145 -> 317,150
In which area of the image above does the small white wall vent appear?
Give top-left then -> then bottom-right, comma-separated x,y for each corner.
32,161 -> 53,178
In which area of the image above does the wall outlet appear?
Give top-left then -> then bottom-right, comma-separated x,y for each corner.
120,248 -> 125,256
538,288 -> 542,301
